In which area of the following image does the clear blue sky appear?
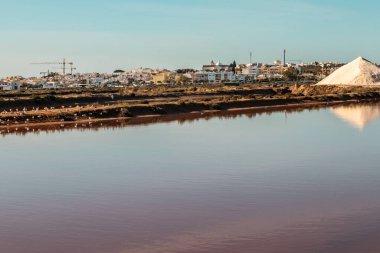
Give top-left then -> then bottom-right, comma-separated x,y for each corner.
1,0 -> 379,77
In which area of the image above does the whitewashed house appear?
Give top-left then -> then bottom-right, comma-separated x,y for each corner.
193,71 -> 237,83
241,64 -> 260,78
0,81 -> 21,91
43,82 -> 61,89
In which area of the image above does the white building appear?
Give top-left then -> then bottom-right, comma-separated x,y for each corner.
202,61 -> 231,72
241,63 -> 260,78
193,60 -> 245,83
0,81 -> 21,91
193,71 -> 237,83
43,82 -> 61,89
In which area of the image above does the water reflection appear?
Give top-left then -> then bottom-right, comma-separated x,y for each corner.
2,101 -> 380,136
331,103 -> 380,130
0,103 -> 344,137
2,101 -> 380,253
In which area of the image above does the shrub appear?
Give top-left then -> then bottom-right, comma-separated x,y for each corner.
210,103 -> 222,110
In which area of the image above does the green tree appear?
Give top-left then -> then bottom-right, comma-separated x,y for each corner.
284,67 -> 298,81
230,61 -> 237,74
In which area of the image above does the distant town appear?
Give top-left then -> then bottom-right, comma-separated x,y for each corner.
0,55 -> 346,91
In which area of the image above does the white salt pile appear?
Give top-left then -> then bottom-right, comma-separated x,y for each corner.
318,57 -> 380,86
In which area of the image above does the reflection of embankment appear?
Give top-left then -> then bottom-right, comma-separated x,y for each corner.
2,84 -> 380,136
331,103 -> 380,129
2,100 -> 379,137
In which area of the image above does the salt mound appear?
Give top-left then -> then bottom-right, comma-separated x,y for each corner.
318,57 -> 380,86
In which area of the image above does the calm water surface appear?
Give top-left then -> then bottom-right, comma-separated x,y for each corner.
1,103 -> 380,253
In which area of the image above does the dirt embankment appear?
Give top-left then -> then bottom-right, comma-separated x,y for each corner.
0,84 -> 380,130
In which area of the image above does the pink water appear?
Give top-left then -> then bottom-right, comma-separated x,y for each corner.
1,104 -> 380,253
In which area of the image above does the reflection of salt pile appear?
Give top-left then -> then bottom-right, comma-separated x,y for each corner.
331,104 -> 380,129
318,57 -> 380,86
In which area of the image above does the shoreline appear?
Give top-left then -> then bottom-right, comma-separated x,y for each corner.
1,97 -> 378,136
1,84 -> 380,135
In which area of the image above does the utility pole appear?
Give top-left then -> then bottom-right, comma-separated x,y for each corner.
283,49 -> 286,66
250,52 -> 253,64
62,59 -> 66,76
